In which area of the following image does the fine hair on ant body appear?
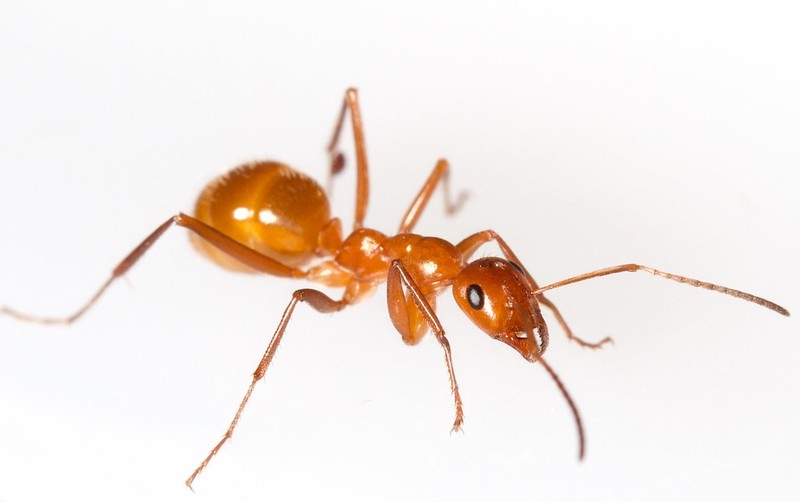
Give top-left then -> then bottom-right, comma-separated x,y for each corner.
1,88 -> 789,489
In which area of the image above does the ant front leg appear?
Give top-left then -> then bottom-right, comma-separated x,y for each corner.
186,288 -> 348,489
386,260 -> 464,431
456,230 -> 612,350
397,158 -> 468,234
1,213 -> 306,324
326,87 -> 370,229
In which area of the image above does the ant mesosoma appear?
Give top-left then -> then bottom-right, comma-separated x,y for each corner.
1,88 -> 789,489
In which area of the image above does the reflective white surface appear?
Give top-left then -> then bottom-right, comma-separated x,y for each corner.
0,2 -> 797,501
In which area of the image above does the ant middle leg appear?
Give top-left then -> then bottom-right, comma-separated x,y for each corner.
1,213 -> 307,324
455,229 -> 612,349
185,288 -> 349,489
397,159 -> 468,234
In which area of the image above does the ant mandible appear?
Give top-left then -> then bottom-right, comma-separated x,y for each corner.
1,88 -> 790,489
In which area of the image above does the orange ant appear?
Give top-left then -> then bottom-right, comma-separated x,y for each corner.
1,88 -> 790,489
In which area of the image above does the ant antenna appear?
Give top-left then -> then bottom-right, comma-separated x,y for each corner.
531,353 -> 585,460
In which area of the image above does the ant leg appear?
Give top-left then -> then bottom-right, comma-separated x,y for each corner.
325,87 -> 370,229
387,260 -> 464,431
536,296 -> 612,350
185,288 -> 348,489
456,230 -> 612,349
534,264 -> 790,317
1,213 -> 306,324
397,159 -> 468,233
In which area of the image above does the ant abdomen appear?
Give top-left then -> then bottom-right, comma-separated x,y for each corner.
191,161 -> 331,270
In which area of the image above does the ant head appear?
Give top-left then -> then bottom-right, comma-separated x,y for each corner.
453,257 -> 549,361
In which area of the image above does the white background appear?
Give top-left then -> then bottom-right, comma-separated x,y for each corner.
0,2 -> 797,501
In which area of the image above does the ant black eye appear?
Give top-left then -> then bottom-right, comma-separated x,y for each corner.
509,261 -> 525,275
466,284 -> 484,310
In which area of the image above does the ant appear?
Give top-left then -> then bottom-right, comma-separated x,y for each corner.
1,88 -> 790,489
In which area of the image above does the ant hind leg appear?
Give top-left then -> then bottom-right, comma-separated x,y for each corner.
185,288 -> 349,489
325,88 -> 370,229
1,213 -> 306,324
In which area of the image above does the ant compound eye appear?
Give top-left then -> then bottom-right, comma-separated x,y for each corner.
466,284 -> 484,310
